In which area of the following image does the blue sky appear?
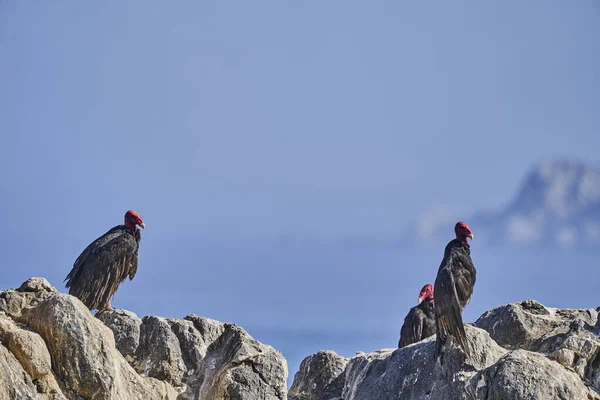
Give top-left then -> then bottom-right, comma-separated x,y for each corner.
1,1 -> 599,238
1,0 -> 599,379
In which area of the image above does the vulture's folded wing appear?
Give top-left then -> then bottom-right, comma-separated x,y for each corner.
399,308 -> 423,348
65,229 -> 138,310
434,267 -> 469,357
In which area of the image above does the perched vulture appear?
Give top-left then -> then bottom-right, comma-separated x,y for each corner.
398,284 -> 436,348
64,210 -> 145,312
434,221 -> 476,359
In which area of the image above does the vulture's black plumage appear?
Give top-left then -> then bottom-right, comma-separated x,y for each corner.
398,284 -> 436,348
65,210 -> 145,312
434,221 -> 476,359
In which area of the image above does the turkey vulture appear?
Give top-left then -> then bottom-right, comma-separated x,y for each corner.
64,210 -> 145,312
398,284 -> 436,348
434,221 -> 476,359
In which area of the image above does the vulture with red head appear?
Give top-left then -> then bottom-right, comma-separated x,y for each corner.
64,210 -> 145,312
434,221 -> 476,359
398,284 -> 436,348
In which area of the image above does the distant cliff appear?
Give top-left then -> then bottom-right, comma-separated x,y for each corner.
416,159 -> 600,249
276,160 -> 600,250
0,278 -> 288,400
289,300 -> 600,400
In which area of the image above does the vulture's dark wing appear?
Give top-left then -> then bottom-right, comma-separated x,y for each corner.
65,226 -> 138,310
398,307 -> 424,348
434,265 -> 469,358
128,229 -> 141,281
65,226 -> 124,287
454,253 -> 476,310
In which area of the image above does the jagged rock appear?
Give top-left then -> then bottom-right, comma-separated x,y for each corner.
292,302 -> 600,400
549,347 -> 576,367
172,316 -> 287,400
136,316 -> 187,386
96,309 -> 142,360
289,326 -> 508,400
20,291 -> 177,399
472,350 -> 597,400
340,326 -> 507,400
0,278 -> 56,319
0,290 -> 38,319
19,278 -> 56,294
288,350 -> 348,400
0,277 -> 288,399
475,300 -> 598,351
168,317 -> 207,373
185,315 -> 226,344
476,300 -> 600,390
0,312 -> 64,399
4,329 -> 51,379
100,310 -> 288,400
0,343 -> 38,400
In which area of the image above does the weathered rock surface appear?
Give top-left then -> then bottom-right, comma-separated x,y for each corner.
98,311 -> 288,400
290,301 -> 600,400
476,300 -> 600,391
475,299 -> 598,350
0,277 -> 288,400
3,276 -> 597,400
288,351 -> 348,400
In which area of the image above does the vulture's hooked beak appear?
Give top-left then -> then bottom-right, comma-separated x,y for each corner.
139,222 -> 146,229
417,297 -> 423,304
468,233 -> 474,240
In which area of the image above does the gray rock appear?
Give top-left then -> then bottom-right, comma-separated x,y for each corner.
18,278 -> 56,293
476,300 -> 600,390
0,290 -> 39,319
100,311 -> 289,400
185,314 -> 226,345
0,343 -> 38,400
136,316 -> 187,386
19,291 -> 177,399
288,350 -> 348,400
291,302 -> 600,400
338,326 -> 507,400
182,319 -> 288,400
169,318 -> 207,372
97,307 -> 289,399
475,300 -> 597,351
474,350 -> 598,400
96,308 -> 142,360
549,347 -> 576,367
0,278 -> 56,319
0,278 -> 289,400
4,329 -> 52,379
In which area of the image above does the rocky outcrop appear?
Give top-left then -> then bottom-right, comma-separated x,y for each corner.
413,160 -> 600,249
288,351 -> 348,400
290,301 -> 600,400
475,300 -> 600,394
3,276 -> 597,400
0,277 -> 287,400
97,311 -> 288,400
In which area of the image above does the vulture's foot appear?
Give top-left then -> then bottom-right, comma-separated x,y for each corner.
101,304 -> 114,312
